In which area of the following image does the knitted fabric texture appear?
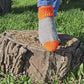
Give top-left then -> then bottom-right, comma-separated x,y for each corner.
38,6 -> 54,20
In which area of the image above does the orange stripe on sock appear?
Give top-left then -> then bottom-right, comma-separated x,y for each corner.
38,6 -> 54,20
43,40 -> 60,51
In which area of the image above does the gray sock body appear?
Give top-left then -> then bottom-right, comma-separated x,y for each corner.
39,17 -> 59,45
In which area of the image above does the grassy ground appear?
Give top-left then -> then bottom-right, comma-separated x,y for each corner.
0,0 -> 84,42
0,0 -> 84,84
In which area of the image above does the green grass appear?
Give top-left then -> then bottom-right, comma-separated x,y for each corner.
56,0 -> 84,43
0,0 -> 38,33
0,72 -> 32,84
0,0 -> 84,42
0,0 -> 84,83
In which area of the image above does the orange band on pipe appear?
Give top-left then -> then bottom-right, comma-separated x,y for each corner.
38,6 -> 54,20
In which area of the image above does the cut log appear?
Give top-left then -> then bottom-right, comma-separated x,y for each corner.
0,30 -> 84,82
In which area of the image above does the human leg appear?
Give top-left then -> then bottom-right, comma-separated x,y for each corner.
52,0 -> 60,17
37,0 -> 60,51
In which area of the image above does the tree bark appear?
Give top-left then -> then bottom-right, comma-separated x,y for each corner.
0,0 -> 11,13
0,30 -> 84,83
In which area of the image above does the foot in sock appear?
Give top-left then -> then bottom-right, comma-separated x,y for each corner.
39,17 -> 60,51
38,6 -> 60,51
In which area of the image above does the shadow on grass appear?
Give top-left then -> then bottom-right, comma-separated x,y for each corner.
11,4 -> 37,14
77,33 -> 84,43
59,0 -> 84,11
11,0 -> 84,14
0,0 -> 84,15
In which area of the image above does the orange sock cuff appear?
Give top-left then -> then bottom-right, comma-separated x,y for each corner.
38,6 -> 54,20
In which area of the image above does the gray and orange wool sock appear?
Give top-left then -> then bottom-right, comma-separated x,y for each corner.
38,6 -> 60,51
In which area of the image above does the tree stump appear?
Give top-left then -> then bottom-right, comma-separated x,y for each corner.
0,0 -> 11,13
0,30 -> 84,82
